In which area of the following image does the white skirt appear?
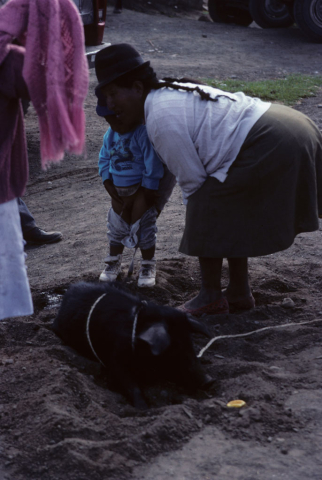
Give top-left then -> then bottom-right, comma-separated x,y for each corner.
0,198 -> 33,320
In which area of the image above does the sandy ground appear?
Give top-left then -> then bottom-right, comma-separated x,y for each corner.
1,5 -> 322,480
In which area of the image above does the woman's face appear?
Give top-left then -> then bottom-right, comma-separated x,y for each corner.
102,81 -> 145,131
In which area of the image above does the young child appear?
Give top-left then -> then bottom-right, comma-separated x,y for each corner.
97,91 -> 172,287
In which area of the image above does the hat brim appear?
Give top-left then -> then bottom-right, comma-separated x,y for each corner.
96,104 -> 115,117
96,60 -> 150,91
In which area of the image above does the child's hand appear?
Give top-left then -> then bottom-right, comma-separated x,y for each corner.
103,179 -> 119,200
143,188 -> 158,208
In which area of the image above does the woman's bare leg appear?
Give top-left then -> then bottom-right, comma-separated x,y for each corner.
184,257 -> 224,309
224,258 -> 252,302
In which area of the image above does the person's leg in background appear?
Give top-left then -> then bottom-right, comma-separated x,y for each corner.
113,0 -> 122,14
0,199 -> 33,320
18,198 -> 62,245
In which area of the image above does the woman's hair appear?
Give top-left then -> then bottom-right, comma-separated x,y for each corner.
113,65 -> 218,102
160,77 -> 218,102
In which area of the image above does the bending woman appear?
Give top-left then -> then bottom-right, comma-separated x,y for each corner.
94,43 -> 322,317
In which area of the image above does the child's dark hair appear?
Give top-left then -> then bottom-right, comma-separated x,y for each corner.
113,65 -> 219,103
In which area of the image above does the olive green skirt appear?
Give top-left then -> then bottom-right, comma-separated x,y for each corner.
179,104 -> 322,258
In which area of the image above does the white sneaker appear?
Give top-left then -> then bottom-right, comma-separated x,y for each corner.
138,258 -> 156,287
99,254 -> 122,282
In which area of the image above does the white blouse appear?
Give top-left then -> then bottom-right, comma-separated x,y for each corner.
144,83 -> 271,202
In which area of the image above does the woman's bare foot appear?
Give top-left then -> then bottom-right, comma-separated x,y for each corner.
179,291 -> 229,317
178,257 -> 229,316
225,258 -> 254,310
184,290 -> 223,310
222,287 -> 255,311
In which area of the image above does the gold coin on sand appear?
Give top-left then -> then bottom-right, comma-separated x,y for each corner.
226,399 -> 246,408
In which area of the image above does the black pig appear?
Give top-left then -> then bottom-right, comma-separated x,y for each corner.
52,281 -> 213,409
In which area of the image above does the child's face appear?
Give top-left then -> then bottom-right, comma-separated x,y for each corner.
102,82 -> 145,132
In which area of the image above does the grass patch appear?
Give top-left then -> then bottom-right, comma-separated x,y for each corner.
205,74 -> 322,105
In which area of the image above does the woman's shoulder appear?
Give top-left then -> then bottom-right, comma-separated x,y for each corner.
145,88 -> 191,124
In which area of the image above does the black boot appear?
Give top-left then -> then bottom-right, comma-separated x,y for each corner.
24,227 -> 63,245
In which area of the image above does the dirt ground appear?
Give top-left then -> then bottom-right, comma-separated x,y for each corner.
1,5 -> 322,480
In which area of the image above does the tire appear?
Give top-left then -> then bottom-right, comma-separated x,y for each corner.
208,0 -> 253,26
249,0 -> 294,28
293,0 -> 322,42
208,0 -> 230,22
229,8 -> 253,26
286,3 -> 295,21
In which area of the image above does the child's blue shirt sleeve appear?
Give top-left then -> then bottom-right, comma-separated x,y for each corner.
98,128 -> 113,182
131,125 -> 164,190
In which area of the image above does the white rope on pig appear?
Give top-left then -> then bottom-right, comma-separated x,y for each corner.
86,294 -> 148,363
197,318 -> 322,358
132,300 -> 148,351
86,293 -> 107,367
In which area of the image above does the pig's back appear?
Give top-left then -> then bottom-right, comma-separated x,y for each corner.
52,282 -> 141,360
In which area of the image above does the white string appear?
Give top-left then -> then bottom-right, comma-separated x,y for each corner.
197,318 -> 322,358
86,293 -> 107,367
86,294 -> 146,359
132,308 -> 139,351
132,300 -> 147,351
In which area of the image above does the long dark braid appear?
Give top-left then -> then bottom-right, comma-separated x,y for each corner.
156,77 -> 219,102
113,66 -> 219,103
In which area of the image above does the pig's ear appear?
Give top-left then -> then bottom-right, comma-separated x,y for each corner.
187,315 -> 211,337
137,323 -> 171,356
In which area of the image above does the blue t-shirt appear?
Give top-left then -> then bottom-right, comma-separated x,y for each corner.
98,124 -> 164,190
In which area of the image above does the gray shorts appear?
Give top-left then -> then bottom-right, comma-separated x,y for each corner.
107,206 -> 158,250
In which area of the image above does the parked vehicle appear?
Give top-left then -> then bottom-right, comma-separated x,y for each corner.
208,0 -> 253,26
208,0 -> 322,42
74,0 -> 110,67
0,0 -> 109,67
290,0 -> 322,42
0,0 -> 109,114
248,0 -> 294,28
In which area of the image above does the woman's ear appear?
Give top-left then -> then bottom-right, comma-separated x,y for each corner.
132,80 -> 145,98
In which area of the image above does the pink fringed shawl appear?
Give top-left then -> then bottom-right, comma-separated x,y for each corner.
0,0 -> 89,168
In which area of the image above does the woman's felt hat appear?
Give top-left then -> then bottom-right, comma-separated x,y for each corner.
95,43 -> 150,91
